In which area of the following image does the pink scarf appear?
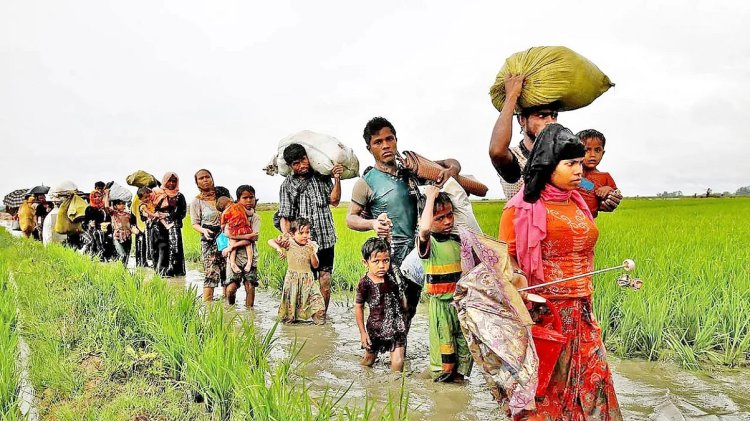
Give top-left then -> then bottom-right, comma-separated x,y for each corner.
504,184 -> 593,286
161,172 -> 180,198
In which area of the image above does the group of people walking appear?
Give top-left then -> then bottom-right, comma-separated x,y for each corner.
271,98 -> 623,418
10,73 -> 625,418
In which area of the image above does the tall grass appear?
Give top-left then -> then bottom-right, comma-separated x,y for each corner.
0,230 -> 410,419
0,254 -> 22,420
186,198 -> 750,368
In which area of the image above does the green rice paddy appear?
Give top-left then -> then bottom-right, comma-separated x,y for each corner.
187,197 -> 750,368
0,197 -> 748,418
0,234 -> 409,420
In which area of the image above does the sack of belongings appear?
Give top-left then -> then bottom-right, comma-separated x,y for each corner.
126,170 -> 160,188
263,130 -> 360,180
490,46 -> 614,113
54,195 -> 84,234
108,182 -> 133,203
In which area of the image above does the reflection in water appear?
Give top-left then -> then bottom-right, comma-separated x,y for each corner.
172,270 -> 750,420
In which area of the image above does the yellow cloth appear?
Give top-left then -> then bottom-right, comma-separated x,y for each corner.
131,195 -> 146,232
18,198 -> 36,233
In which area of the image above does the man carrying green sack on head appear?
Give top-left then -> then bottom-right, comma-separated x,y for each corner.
488,74 -> 622,212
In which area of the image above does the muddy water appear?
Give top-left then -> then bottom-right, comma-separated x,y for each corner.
166,270 -> 750,421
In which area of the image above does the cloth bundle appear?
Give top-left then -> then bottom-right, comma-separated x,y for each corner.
264,130 -> 360,179
400,151 -> 488,197
490,46 -> 614,113
454,228 -> 538,416
126,170 -> 160,188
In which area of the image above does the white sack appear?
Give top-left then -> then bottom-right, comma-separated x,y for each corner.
49,180 -> 78,200
265,130 -> 359,179
43,207 -> 66,245
108,182 -> 133,203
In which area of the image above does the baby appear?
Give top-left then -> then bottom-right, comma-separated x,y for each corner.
216,196 -> 254,273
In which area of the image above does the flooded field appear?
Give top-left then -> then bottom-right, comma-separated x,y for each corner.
171,269 -> 750,421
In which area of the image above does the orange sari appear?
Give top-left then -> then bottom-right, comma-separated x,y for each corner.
500,202 -> 622,420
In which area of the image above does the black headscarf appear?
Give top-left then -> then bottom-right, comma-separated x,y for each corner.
522,123 -> 585,203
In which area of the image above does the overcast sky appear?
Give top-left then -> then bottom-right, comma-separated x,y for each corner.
2,0 -> 749,202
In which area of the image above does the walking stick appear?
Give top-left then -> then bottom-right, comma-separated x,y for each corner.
519,259 -> 642,291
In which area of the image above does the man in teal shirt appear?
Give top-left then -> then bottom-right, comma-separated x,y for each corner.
346,116 -> 461,325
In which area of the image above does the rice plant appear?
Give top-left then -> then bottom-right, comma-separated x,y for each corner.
182,197 -> 750,368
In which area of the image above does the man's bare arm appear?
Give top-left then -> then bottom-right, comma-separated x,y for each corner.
489,75 -> 524,171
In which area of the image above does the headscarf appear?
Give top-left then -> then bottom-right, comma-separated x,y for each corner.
162,172 -> 180,198
194,169 -> 216,202
504,123 -> 593,286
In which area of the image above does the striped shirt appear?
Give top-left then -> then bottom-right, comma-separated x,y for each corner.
278,172 -> 336,249
418,234 -> 462,299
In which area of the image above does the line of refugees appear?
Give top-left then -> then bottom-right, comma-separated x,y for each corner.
270,105 -> 622,419
17,173 -> 188,278
13,80 -> 623,419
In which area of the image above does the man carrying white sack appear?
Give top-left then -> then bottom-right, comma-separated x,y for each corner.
277,143 -> 343,315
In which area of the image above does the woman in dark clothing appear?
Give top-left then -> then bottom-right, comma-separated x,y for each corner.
155,172 -> 187,276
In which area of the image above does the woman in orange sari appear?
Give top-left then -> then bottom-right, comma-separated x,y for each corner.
500,124 -> 622,420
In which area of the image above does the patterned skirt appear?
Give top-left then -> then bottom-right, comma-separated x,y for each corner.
515,297 -> 622,421
278,270 -> 325,324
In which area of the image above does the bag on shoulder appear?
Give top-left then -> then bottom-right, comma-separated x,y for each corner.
54,196 -> 82,234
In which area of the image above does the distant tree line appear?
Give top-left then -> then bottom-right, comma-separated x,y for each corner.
657,191 -> 683,198
654,185 -> 750,198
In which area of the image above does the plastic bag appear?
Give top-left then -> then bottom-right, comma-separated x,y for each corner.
108,182 -> 133,203
216,233 -> 229,252
264,130 -> 359,179
126,170 -> 159,188
490,46 -> 614,112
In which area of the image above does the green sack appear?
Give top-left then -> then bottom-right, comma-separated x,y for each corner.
126,170 -> 159,188
490,46 -> 614,113
54,196 -> 82,234
67,194 -> 89,222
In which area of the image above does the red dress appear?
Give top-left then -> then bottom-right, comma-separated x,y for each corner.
578,171 -> 617,218
221,203 -> 253,236
500,202 -> 622,420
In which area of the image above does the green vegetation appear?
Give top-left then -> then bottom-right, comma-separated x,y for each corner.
0,259 -> 21,419
0,233 -> 410,420
184,197 -> 750,368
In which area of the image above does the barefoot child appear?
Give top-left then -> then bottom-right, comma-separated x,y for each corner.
268,218 -> 325,324
576,129 -> 619,218
418,185 -> 472,383
222,185 -> 261,308
216,196 -> 254,274
355,237 -> 408,371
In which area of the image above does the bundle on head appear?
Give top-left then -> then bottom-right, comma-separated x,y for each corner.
489,46 -> 614,113
400,151 -> 488,197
